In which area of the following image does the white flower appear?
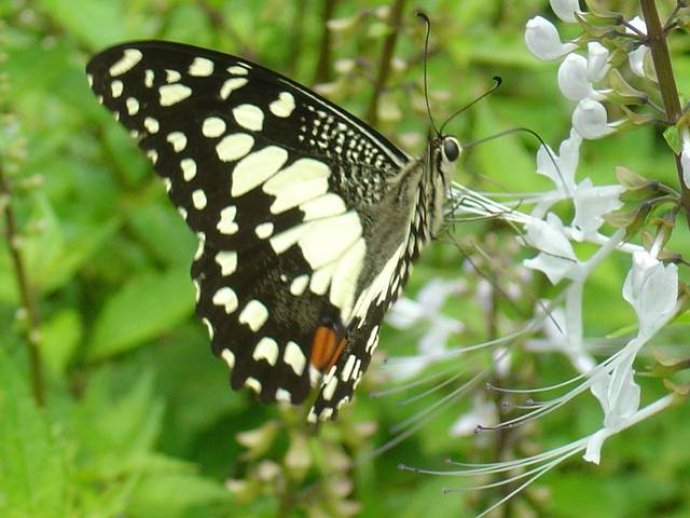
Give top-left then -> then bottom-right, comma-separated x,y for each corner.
550,0 -> 582,23
522,213 -> 577,284
536,129 -> 581,195
385,279 -> 463,380
626,16 -> 650,78
524,16 -> 577,61
572,179 -> 623,238
622,251 -> 678,338
586,42 -> 610,82
572,98 -> 622,139
681,129 -> 690,188
558,53 -> 598,101
527,305 -> 595,374
628,44 -> 649,78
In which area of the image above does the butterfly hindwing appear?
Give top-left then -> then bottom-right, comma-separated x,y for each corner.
87,41 -> 422,416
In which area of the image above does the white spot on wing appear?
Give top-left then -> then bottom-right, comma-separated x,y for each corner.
189,56 -> 214,77
245,377 -> 262,394
239,299 -> 269,331
202,117 -> 226,138
192,189 -> 207,209
269,222 -> 310,254
269,91 -> 295,118
159,83 -> 192,106
194,232 -> 206,260
262,158 -> 331,214
167,132 -> 187,152
284,341 -> 306,376
217,206 -> 238,235
299,211 -> 362,269
352,244 -> 405,323
322,376 -> 338,401
220,77 -> 248,99
233,104 -> 264,131
300,194 -> 347,221
213,287 -> 238,313
222,349 -> 236,368
309,262 -> 336,295
329,237 -> 366,320
341,354 -> 356,381
366,325 -> 379,353
318,408 -> 334,421
216,133 -> 254,162
144,117 -> 159,134
289,275 -> 309,296
228,65 -> 249,75
181,158 -> 197,180
109,48 -> 142,76
215,251 -> 237,276
202,317 -> 214,339
275,388 -> 292,403
144,69 -> 154,87
110,80 -> 123,98
254,222 -> 274,239
125,97 -> 139,115
165,69 -> 181,83
231,146 -> 288,197
252,337 -> 279,366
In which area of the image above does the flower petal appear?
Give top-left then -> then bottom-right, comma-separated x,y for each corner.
550,0 -> 582,23
524,16 -> 577,61
572,99 -> 617,139
558,53 -> 595,101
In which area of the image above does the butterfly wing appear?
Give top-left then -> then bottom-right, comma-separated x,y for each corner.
87,40 -> 414,417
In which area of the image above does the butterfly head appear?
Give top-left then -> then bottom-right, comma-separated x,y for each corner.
425,134 -> 462,236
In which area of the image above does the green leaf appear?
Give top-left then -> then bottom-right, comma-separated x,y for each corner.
0,349 -> 68,518
129,473 -> 231,517
663,125 -> 681,155
87,267 -> 194,360
36,0 -> 129,49
126,203 -> 195,268
41,309 -> 82,375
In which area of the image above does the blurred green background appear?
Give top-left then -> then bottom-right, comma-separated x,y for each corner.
2,0 -> 690,516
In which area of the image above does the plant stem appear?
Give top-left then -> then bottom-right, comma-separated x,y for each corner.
0,157 -> 44,405
639,0 -> 690,228
365,0 -> 407,126
314,0 -> 338,83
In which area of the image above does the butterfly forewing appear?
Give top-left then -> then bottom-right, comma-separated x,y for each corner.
87,40 -> 427,420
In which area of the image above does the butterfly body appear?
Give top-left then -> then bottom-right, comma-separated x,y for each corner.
86,41 -> 460,421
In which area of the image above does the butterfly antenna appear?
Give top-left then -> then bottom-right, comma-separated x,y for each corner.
438,76 -> 502,135
416,11 -> 440,137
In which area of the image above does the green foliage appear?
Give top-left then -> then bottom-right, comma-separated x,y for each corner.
1,1 -> 690,517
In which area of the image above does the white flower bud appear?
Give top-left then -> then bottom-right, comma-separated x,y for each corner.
550,0 -> 582,23
572,99 -> 618,139
524,16 -> 577,61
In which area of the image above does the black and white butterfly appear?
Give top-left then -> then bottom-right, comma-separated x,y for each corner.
86,41 -> 461,422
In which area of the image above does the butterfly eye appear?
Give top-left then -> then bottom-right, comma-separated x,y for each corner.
441,137 -> 461,163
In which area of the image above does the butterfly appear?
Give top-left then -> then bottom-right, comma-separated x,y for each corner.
86,41 -> 461,422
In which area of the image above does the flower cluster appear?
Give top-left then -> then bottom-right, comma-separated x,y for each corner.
392,1 -> 688,513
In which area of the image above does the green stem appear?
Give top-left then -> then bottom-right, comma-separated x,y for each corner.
0,157 -> 45,406
639,0 -> 690,228
313,0 -> 338,83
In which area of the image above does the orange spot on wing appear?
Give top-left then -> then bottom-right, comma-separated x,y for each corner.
310,325 -> 347,372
